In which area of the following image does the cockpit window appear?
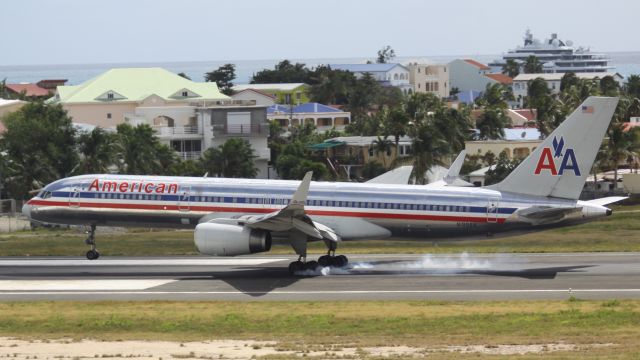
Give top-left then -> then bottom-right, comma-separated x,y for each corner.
41,191 -> 52,199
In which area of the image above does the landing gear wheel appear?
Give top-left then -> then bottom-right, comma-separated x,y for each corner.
304,260 -> 319,271
86,250 -> 100,260
318,255 -> 332,267
84,224 -> 99,260
288,261 -> 304,275
333,255 -> 348,268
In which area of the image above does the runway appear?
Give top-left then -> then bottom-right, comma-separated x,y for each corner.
0,253 -> 639,301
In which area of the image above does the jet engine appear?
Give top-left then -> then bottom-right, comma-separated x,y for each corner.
194,223 -> 272,256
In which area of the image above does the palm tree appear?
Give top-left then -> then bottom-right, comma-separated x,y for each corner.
523,55 -> 543,74
501,59 -> 520,78
383,106 -> 410,149
115,123 -> 165,174
372,136 -> 393,169
77,128 -> 117,174
409,122 -> 449,184
202,138 -> 257,178
476,107 -> 510,140
605,121 -> 638,184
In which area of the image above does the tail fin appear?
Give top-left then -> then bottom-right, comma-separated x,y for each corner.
493,96 -> 618,200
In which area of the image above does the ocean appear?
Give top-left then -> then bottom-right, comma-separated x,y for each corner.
1,52 -> 640,86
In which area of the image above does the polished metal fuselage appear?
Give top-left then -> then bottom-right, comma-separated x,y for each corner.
23,174 -> 605,240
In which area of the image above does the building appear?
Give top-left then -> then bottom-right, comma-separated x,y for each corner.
267,103 -> 351,133
230,89 -> 276,106
489,30 -> 613,74
51,68 -> 273,178
195,104 -> 271,179
406,63 -> 449,98
512,72 -> 623,107
309,136 -> 413,179
449,59 -> 512,97
232,83 -> 309,105
465,128 -> 542,160
329,63 -> 413,94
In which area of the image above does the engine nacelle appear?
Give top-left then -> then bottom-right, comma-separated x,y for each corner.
194,223 -> 272,256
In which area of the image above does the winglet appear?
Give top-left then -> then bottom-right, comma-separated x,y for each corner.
291,171 -> 313,207
444,150 -> 466,184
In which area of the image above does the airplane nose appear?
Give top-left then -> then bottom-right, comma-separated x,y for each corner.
22,204 -> 31,219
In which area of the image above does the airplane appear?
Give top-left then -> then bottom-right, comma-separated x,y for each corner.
22,97 -> 625,274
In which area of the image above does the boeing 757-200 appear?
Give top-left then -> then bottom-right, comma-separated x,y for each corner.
22,97 -> 625,274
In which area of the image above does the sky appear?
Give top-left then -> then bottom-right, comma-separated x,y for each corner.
2,0 -> 639,66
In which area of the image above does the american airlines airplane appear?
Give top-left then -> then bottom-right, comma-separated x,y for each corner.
22,97 -> 624,274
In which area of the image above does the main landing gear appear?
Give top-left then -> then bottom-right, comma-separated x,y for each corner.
287,251 -> 349,275
84,224 -> 100,260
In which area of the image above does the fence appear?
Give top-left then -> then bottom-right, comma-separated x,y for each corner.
0,199 -> 31,232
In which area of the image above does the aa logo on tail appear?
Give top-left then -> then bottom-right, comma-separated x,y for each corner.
534,136 -> 581,176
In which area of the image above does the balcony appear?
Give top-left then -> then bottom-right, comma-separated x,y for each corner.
213,123 -> 269,137
177,151 -> 202,160
153,125 -> 203,138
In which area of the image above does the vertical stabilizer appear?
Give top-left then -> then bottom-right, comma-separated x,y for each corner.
493,97 -> 618,199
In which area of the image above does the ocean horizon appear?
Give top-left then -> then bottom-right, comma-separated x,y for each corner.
2,52 -> 640,86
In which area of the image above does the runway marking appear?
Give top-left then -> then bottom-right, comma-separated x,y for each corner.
0,289 -> 639,295
0,258 -> 288,267
0,279 -> 176,291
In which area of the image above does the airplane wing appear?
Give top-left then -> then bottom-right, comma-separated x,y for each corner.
514,206 -> 582,225
204,172 -> 341,242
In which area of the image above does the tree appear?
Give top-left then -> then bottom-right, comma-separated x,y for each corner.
115,123 -> 172,175
1,102 -> 78,199
361,160 -> 386,180
476,83 -> 514,109
604,121 -> 639,184
523,55 -> 543,74
476,107 -> 510,140
77,127 -> 117,174
275,141 -> 327,180
372,136 -> 393,168
308,66 -> 356,105
599,75 -> 620,97
626,74 -> 640,98
201,138 -> 257,178
501,59 -> 520,78
345,73 -> 381,118
560,72 -> 579,92
383,106 -> 410,148
409,122 -> 450,184
484,151 -> 523,185
251,60 -> 310,84
205,64 -> 236,96
376,45 -> 396,64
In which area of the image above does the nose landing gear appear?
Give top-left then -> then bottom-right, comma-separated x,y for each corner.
84,224 -> 100,260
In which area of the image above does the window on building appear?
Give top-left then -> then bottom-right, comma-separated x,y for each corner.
284,94 -> 292,104
182,91 -> 188,97
107,113 -> 112,119
227,112 -> 251,134
435,83 -> 439,91
107,93 -> 114,100
296,92 -> 301,100
418,83 -> 421,89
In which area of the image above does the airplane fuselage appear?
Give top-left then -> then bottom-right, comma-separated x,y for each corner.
23,174 -> 609,240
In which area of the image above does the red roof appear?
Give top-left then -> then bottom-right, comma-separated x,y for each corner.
6,83 -> 51,97
485,73 -> 513,85
513,109 -> 537,121
464,59 -> 490,70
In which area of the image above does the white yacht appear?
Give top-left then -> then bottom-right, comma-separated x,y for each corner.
490,30 -> 613,74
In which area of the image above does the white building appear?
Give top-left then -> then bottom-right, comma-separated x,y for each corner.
449,59 -> 513,99
195,103 -> 271,179
512,72 -> 623,107
406,63 -> 450,98
329,63 -> 413,94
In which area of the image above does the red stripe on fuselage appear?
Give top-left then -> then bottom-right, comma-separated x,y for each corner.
27,199 -> 505,224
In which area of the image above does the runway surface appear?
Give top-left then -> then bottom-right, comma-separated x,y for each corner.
0,253 -> 639,301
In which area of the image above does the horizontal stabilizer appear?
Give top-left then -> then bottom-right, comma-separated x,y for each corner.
584,196 -> 628,206
366,166 -> 413,185
515,206 -> 581,225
